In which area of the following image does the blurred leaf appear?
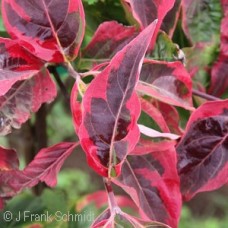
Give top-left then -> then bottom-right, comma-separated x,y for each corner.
83,0 -> 99,5
56,169 -> 94,202
179,205 -> 228,228
183,41 -> 219,87
182,0 -> 222,43
47,101 -> 75,145
0,191 -> 45,227
41,189 -> 68,214
149,31 -> 181,62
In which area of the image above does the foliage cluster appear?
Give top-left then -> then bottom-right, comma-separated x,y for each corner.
0,0 -> 227,227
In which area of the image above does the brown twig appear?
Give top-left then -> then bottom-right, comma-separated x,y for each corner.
48,66 -> 70,104
33,104 -> 48,195
192,89 -> 221,101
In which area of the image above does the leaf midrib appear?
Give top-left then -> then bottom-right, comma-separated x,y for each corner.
107,45 -> 144,177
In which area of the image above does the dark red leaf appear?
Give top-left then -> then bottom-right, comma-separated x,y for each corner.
113,147 -> 182,228
83,21 -> 137,59
0,142 -> 78,208
176,100 -> 228,200
78,21 -> 157,177
0,147 -> 19,170
137,60 -> 194,110
2,0 -> 85,62
0,70 -> 57,135
161,0 -> 181,37
121,0 -> 175,48
0,38 -> 44,96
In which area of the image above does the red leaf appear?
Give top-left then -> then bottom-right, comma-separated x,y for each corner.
140,98 -> 183,135
0,70 -> 57,135
84,21 -> 137,59
137,60 -> 194,110
78,21 -> 157,177
153,100 -> 183,135
121,0 -> 175,48
112,147 -> 182,228
0,38 -> 44,96
2,0 -> 85,62
161,0 -> 181,37
176,100 -> 228,200
0,142 -> 78,194
140,98 -> 170,133
0,147 -> 19,170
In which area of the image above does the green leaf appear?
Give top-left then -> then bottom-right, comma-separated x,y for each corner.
148,31 -> 181,62
0,192 -> 45,227
182,0 -> 222,43
83,0 -> 99,5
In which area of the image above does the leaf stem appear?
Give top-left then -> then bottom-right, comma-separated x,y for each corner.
192,89 -> 221,101
80,71 -> 101,78
66,62 -> 81,80
103,178 -> 121,214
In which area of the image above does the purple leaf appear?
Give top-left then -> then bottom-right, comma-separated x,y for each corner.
177,100 -> 228,200
84,21 -> 137,60
78,21 -> 157,177
161,0 -> 181,37
121,0 -> 175,48
137,60 -> 194,110
113,147 -> 182,228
